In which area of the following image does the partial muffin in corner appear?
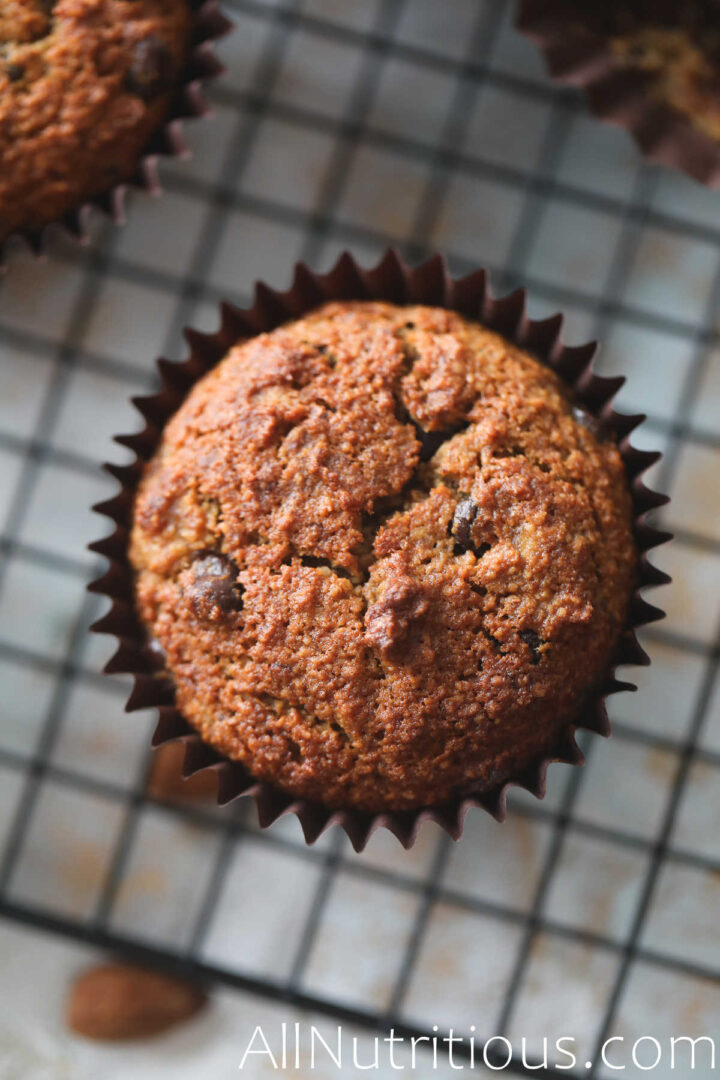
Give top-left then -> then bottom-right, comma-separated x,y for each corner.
591,1 -> 720,143
521,0 -> 720,149
0,0 -> 192,240
130,302 -> 636,813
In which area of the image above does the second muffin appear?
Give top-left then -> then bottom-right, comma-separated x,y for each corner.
0,0 -> 192,241
130,301 -> 636,813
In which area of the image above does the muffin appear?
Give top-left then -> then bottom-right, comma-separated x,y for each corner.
517,0 -> 720,185
0,0 -> 193,241
128,300 -> 637,814
608,3 -> 720,143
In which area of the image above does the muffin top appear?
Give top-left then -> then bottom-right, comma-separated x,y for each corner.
130,301 -> 636,813
0,0 -> 191,240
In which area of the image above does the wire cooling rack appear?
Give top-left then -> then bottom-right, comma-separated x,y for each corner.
0,1 -> 719,1076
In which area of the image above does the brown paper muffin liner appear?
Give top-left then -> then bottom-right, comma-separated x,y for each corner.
0,0 -> 232,270
516,0 -> 720,187
89,250 -> 670,852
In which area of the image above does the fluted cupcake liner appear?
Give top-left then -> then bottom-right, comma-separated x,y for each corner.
89,250 -> 671,852
0,0 -> 232,270
516,0 -> 720,186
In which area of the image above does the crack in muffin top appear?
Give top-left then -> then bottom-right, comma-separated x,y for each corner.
0,0 -> 191,240
130,301 -> 636,812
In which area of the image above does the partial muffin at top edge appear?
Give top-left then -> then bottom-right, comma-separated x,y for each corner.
543,0 -> 720,143
129,300 -> 637,813
0,0 -> 192,240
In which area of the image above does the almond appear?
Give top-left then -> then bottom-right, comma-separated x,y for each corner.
67,964 -> 207,1041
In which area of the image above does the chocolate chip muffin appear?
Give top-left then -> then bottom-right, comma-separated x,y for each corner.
0,0 -> 192,240
130,301 -> 637,813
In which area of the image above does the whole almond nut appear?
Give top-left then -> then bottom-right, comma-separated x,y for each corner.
67,964 -> 207,1041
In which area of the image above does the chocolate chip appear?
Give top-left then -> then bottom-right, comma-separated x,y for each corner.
519,628 -> 543,665
451,497 -> 478,551
450,495 -> 493,559
125,36 -> 174,100
451,497 -> 493,558
6,63 -> 25,83
187,553 -> 244,619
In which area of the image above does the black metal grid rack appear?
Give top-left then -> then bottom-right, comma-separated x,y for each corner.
0,1 -> 718,1076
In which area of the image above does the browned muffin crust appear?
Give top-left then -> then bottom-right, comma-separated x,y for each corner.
130,302 -> 636,813
0,0 -> 192,239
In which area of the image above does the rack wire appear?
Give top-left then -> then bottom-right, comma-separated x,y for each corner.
0,1 -> 719,1076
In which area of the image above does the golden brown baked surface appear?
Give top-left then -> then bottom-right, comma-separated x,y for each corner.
130,302 -> 636,812
0,0 -> 191,239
